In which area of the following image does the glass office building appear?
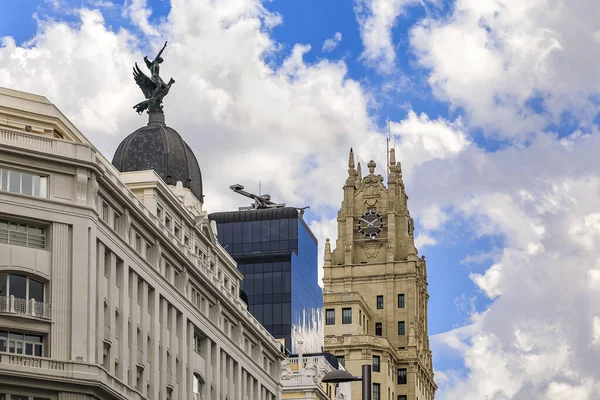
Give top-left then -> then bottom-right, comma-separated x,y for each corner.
209,207 -> 323,353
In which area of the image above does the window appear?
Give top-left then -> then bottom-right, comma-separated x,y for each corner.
337,356 -> 345,367
174,224 -> 181,239
398,396 -> 408,400
326,309 -> 335,325
165,214 -> 172,230
0,167 -> 48,198
397,368 -> 407,384
193,332 -> 203,355
359,309 -> 362,325
193,373 -> 203,398
342,308 -> 352,324
0,330 -> 43,356
0,273 -> 44,302
0,219 -> 46,249
101,202 -> 109,222
375,322 -> 382,336
372,355 -> 380,372
373,383 -> 381,400
398,294 -> 405,308
398,321 -> 405,336
157,205 -> 164,222
377,295 -> 384,309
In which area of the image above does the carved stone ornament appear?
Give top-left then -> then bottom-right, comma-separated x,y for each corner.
345,242 -> 353,252
361,242 -> 382,258
280,359 -> 293,380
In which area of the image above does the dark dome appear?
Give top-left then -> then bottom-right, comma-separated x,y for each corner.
112,113 -> 203,202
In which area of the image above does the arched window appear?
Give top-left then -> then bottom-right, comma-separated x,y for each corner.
193,373 -> 204,399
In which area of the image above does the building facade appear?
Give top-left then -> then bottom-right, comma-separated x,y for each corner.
0,87 -> 283,400
280,345 -> 351,400
323,149 -> 436,400
209,207 -> 323,354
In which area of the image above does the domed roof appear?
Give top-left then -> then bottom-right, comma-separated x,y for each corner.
112,113 -> 203,202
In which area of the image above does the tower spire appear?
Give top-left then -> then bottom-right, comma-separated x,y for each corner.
348,148 -> 355,170
357,161 -> 362,183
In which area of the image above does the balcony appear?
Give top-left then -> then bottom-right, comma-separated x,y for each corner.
0,352 -> 146,400
0,296 -> 51,319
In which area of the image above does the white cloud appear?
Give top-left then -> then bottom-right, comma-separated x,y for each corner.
355,0 -> 420,73
124,0 -> 160,36
410,0 -> 600,139
322,32 -> 342,52
415,232 -> 436,249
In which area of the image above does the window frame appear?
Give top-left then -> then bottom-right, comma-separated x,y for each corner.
373,383 -> 381,400
0,218 -> 47,250
0,167 -> 48,199
0,272 -> 45,302
372,355 -> 380,372
375,322 -> 382,336
398,294 -> 405,308
376,295 -> 384,309
342,307 -> 352,324
398,321 -> 405,336
0,330 -> 44,357
397,368 -> 407,385
325,308 -> 335,325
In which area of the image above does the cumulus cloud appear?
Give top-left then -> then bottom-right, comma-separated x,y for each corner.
322,32 -> 342,52
355,0 -> 421,73
410,0 -> 600,139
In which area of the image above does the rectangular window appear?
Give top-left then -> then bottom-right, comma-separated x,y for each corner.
0,168 -> 47,198
377,295 -> 384,309
337,356 -> 345,367
375,322 -> 382,336
326,309 -> 335,325
0,219 -> 46,249
398,294 -> 405,308
372,355 -> 380,372
193,331 -> 202,355
373,383 -> 381,400
397,368 -> 407,384
398,321 -> 405,336
398,396 -> 408,400
342,308 -> 352,324
0,330 -> 43,356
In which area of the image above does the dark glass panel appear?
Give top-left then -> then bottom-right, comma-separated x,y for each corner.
29,279 -> 44,302
271,240 -> 280,252
269,220 -> 279,240
21,173 -> 33,196
233,244 -> 243,254
255,263 -> 263,273
280,219 -> 289,239
264,294 -> 273,304
9,274 -> 26,299
282,304 -> 291,325
265,304 -> 274,325
243,222 -> 252,242
233,223 -> 243,243
9,171 -> 21,193
272,272 -> 282,294
0,273 -> 6,297
222,223 -> 232,244
261,221 -> 270,241
273,303 -> 282,325
243,243 -> 252,253
25,343 -> 33,355
252,221 -> 261,242
252,242 -> 262,252
254,277 -> 263,294
261,241 -> 271,251
288,219 -> 297,240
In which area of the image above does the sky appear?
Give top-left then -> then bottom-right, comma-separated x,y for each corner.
2,0 -> 600,398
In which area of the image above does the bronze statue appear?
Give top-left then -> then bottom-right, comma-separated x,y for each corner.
133,41 -> 175,114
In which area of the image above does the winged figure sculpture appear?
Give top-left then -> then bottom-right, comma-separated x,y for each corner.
133,41 -> 175,114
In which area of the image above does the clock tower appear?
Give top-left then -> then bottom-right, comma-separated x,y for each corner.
323,148 -> 436,400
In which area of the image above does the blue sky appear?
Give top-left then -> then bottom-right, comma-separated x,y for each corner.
2,0 -> 600,398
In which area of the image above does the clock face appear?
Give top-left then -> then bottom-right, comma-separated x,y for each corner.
357,208 -> 383,239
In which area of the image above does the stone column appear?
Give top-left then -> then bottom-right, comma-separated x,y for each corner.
95,242 -> 105,365
51,222 -> 71,360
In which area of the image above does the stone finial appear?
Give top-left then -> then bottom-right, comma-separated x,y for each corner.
357,162 -> 362,182
389,147 -> 396,165
348,148 -> 355,170
367,160 -> 376,174
324,238 -> 331,262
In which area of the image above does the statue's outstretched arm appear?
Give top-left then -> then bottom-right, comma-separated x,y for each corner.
154,41 -> 168,62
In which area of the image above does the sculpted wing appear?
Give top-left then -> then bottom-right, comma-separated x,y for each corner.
133,63 -> 156,99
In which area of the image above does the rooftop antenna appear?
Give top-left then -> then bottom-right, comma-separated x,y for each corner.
230,183 -> 286,210
259,180 -> 262,196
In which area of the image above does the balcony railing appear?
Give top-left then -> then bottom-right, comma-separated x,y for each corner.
0,296 -> 52,319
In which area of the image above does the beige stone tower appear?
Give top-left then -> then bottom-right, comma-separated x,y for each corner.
323,148 -> 436,400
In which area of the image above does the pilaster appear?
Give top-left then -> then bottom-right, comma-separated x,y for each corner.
51,222 -> 71,360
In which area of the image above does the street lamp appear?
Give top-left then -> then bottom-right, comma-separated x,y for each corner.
322,364 -> 372,400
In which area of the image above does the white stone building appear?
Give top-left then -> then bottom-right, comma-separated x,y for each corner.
0,86 -> 284,400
